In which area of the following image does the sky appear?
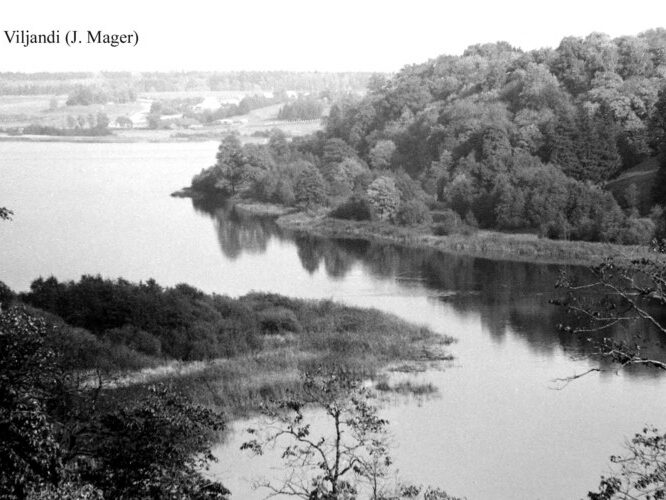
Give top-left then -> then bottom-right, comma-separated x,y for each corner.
2,0 -> 666,73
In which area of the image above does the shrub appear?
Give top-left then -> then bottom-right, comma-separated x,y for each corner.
329,195 -> 373,221
105,325 -> 162,357
396,199 -> 432,226
432,209 -> 462,235
257,307 -> 302,334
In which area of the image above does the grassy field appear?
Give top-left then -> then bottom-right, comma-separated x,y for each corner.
0,94 -> 147,127
0,91 -> 324,141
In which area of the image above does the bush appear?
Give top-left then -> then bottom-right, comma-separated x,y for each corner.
432,209 -> 462,235
329,195 -> 373,221
396,199 -> 432,226
105,325 -> 162,357
257,307 -> 302,334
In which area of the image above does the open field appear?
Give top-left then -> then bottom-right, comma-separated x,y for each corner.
0,90 -> 325,141
0,94 -> 147,127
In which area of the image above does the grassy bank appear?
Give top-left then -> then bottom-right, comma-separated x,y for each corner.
15,276 -> 452,418
264,207 -> 660,266
112,300 -> 452,419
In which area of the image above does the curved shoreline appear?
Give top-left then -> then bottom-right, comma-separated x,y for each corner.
233,201 -> 659,266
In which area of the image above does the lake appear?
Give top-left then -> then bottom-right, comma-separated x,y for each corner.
1,141 -> 665,499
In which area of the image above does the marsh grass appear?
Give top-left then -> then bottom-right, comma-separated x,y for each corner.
168,298 -> 452,417
374,378 -> 439,396
18,275 -> 453,418
99,293 -> 454,418
277,211 -> 662,266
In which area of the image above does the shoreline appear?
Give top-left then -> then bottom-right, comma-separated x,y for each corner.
232,201 -> 659,266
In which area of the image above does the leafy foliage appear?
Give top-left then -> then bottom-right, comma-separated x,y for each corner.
588,427 -> 666,499
21,275 -> 264,363
296,164 -> 328,208
367,177 -> 400,222
329,194 -> 374,221
396,200 -> 432,226
81,386 -> 228,500
555,246 -> 666,498
0,306 -> 229,499
0,309 -> 62,498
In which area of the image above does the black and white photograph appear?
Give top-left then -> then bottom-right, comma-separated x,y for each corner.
3,1 -> 666,498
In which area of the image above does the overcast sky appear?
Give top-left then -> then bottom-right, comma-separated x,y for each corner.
3,0 -> 666,73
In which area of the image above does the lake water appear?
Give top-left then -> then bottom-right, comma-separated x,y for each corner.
1,141 -> 666,499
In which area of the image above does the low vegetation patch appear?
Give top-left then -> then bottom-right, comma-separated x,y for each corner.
8,276 -> 452,416
374,379 -> 439,396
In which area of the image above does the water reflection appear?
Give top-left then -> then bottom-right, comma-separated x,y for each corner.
198,201 -> 666,375
194,200 -> 289,260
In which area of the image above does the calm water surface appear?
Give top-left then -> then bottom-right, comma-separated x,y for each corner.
1,141 -> 665,500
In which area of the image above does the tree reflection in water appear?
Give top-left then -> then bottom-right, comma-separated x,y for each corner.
196,201 -> 666,377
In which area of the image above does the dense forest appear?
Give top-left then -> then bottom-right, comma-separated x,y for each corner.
192,29 -> 666,245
